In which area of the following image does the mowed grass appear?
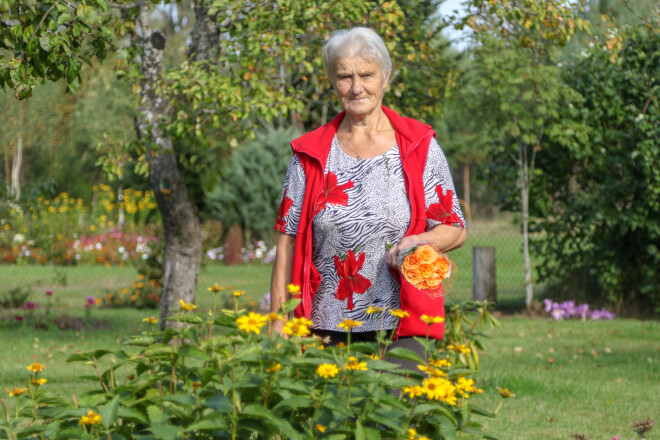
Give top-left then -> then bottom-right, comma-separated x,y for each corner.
473,316 -> 660,440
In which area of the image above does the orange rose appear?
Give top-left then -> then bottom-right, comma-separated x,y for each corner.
435,255 -> 450,278
416,245 -> 436,264
404,268 -> 422,285
419,263 -> 434,278
403,253 -> 421,271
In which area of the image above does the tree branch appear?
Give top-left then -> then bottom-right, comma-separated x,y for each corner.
108,1 -> 141,10
27,0 -> 61,48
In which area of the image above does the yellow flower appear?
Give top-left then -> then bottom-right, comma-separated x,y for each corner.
419,437 -> 432,440
142,317 -> 158,324
79,410 -> 102,426
235,312 -> 268,334
366,306 -> 383,314
7,387 -> 28,397
421,377 -> 457,405
420,314 -> 445,324
266,312 -> 284,321
497,387 -> 516,398
31,378 -> 47,386
367,353 -> 379,360
402,385 -> 424,398
26,362 -> 45,373
407,428 -> 417,440
447,344 -> 471,355
389,309 -> 410,319
316,424 -> 327,433
337,319 -> 363,331
207,284 -> 223,293
179,300 -> 197,311
429,358 -> 451,368
417,365 -> 446,377
266,363 -> 282,373
233,290 -> 245,297
287,284 -> 301,295
283,317 -> 313,337
191,381 -> 200,391
344,356 -> 367,371
316,363 -> 340,378
455,377 -> 482,397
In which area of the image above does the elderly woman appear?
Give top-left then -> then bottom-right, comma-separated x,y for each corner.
270,27 -> 465,354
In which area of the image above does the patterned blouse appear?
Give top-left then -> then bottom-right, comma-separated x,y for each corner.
275,135 -> 464,332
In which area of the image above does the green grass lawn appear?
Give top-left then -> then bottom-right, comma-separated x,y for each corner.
473,316 -> 660,440
2,263 -> 658,440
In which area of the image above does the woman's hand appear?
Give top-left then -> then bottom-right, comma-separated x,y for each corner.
386,225 -> 466,269
386,235 -> 420,269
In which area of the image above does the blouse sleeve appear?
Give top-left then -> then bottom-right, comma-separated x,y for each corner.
274,154 -> 306,235
423,137 -> 465,230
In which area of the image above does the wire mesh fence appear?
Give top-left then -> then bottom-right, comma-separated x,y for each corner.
1,214 -> 530,315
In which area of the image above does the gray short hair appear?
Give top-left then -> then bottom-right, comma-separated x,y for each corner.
322,27 -> 392,81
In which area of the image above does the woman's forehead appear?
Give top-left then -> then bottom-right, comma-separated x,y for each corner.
334,56 -> 381,72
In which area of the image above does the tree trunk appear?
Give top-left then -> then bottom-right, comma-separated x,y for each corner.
135,4 -> 202,328
462,161 -> 471,230
519,145 -> 534,308
11,101 -> 24,201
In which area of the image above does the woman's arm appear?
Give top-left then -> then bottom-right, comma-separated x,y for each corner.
269,232 -> 296,333
385,225 -> 466,269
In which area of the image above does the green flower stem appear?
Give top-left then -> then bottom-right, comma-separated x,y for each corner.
91,356 -> 109,393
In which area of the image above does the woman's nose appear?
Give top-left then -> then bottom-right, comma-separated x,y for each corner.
351,77 -> 363,94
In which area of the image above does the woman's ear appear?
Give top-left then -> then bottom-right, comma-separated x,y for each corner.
383,71 -> 391,90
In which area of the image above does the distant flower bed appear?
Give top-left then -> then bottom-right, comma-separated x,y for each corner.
1,228 -> 159,266
1,185 -> 160,266
544,299 -> 616,321
205,240 -> 277,265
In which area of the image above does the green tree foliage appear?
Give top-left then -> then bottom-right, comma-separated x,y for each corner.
206,128 -> 299,244
0,0 -> 112,99
532,23 -> 660,314
456,0 -> 590,307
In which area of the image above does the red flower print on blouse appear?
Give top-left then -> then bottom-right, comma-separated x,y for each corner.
275,189 -> 294,232
315,172 -> 354,213
426,187 -> 464,227
334,249 -> 372,311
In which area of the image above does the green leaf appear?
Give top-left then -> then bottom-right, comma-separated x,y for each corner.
100,395 -> 120,428
385,347 -> 425,364
148,424 -> 180,440
240,404 -> 300,439
117,406 -> 149,424
147,405 -> 168,425
201,395 -> 232,413
470,405 -> 496,418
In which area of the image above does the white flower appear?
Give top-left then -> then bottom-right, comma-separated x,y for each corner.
635,114 -> 644,123
13,234 -> 25,244
207,249 -> 217,260
118,246 -> 126,253
142,254 -> 149,260
95,242 -> 103,250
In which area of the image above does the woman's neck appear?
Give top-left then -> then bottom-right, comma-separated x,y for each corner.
340,106 -> 390,136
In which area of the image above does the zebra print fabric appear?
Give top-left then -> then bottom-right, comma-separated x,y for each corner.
278,136 -> 464,332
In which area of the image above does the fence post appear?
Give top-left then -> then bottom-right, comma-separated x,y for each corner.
473,246 -> 496,302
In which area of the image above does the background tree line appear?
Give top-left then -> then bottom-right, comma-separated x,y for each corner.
1,0 -> 658,319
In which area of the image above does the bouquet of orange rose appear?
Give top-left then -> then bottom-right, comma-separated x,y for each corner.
398,243 -> 457,298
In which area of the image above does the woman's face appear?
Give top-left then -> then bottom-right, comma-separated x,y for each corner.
332,56 -> 389,118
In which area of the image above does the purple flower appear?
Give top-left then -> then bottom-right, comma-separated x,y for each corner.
544,299 -> 554,313
574,304 -> 590,321
14,315 -> 23,322
85,296 -> 97,307
560,300 -> 576,317
590,308 -> 615,320
551,308 -> 565,320
259,293 -> 271,312
23,301 -> 35,310
45,290 -> 53,296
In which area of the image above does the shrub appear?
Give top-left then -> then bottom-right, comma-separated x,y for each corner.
532,24 -> 660,313
0,286 -> 31,309
0,298 -> 501,439
206,128 -> 299,245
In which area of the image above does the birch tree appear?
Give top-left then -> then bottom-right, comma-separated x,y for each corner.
456,0 -> 590,307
